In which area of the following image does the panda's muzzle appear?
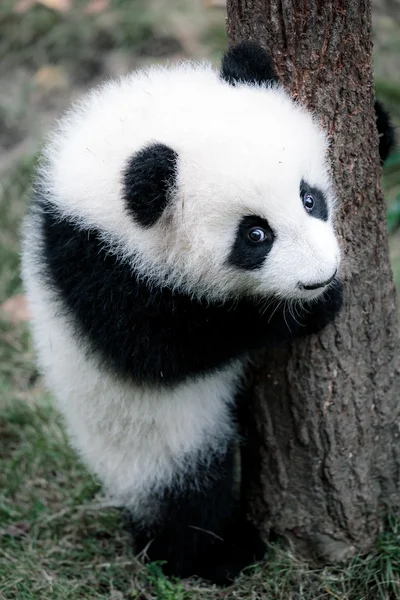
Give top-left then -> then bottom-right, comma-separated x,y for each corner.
299,269 -> 337,291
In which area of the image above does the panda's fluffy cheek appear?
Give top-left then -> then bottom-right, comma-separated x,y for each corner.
252,227 -> 340,300
249,254 -> 298,298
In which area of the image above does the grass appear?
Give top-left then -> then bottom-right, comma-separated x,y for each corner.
0,156 -> 38,304
0,0 -> 400,598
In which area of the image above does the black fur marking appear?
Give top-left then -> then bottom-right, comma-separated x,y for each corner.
228,215 -> 275,270
123,142 -> 178,228
375,100 -> 396,164
38,199 -> 343,386
300,179 -> 329,221
131,444 -> 266,584
220,41 -> 278,87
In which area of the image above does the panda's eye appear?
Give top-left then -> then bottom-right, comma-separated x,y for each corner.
247,227 -> 267,243
303,194 -> 315,213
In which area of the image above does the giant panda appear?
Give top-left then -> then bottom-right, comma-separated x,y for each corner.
22,41 -> 394,585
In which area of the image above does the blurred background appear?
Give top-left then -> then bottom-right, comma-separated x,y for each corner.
0,1 -> 399,598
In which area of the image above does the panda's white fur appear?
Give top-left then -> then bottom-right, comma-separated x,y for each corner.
22,43 -> 343,583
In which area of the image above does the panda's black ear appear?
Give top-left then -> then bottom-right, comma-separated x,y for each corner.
123,142 -> 178,228
220,41 -> 278,87
375,100 -> 396,164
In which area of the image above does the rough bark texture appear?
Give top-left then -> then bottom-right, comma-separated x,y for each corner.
227,0 -> 400,562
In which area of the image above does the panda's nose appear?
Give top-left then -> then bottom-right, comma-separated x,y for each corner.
298,270 -> 337,291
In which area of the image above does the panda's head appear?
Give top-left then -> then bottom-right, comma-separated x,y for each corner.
44,42 -> 340,303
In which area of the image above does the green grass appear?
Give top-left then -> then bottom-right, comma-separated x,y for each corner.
0,155 -> 38,304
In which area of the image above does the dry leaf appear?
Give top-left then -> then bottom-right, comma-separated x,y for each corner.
84,0 -> 110,15
14,0 -> 72,13
37,0 -> 72,12
203,0 -> 226,6
34,65 -> 69,92
14,0 -> 36,13
0,294 -> 31,324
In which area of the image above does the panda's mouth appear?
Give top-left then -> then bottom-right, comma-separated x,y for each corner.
298,270 -> 337,291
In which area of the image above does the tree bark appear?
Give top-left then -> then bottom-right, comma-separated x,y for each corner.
227,0 -> 400,563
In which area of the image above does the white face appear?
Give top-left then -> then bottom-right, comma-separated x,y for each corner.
154,92 -> 341,303
41,61 -> 340,303
159,156 -> 340,303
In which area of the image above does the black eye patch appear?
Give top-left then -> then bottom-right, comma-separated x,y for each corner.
228,215 -> 275,271
300,179 -> 329,221
123,142 -> 178,228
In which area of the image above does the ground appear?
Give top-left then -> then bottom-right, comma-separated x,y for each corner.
0,1 -> 400,598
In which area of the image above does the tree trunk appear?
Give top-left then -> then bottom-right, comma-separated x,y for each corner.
227,0 -> 400,563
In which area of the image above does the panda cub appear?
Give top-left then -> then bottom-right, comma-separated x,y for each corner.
22,42 -> 391,584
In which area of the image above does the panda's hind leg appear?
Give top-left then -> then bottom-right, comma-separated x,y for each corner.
130,446 -> 265,585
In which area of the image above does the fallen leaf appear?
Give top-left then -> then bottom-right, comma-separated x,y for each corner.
14,0 -> 72,12
37,0 -> 72,11
34,65 -> 69,92
84,0 -> 110,15
0,294 -> 31,324
203,0 -> 226,6
14,0 -> 36,13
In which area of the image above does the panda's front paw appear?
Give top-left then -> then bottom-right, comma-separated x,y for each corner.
200,519 -> 266,585
302,278 -> 343,336
133,517 -> 266,586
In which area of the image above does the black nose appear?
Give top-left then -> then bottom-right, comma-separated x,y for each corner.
299,270 -> 337,291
